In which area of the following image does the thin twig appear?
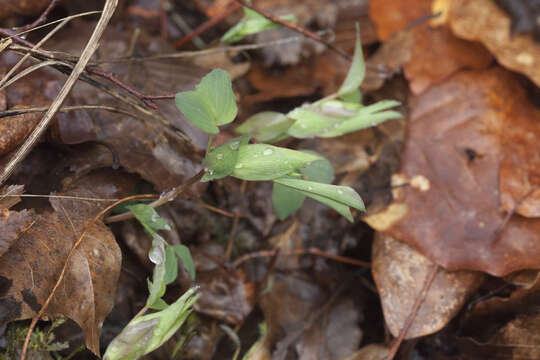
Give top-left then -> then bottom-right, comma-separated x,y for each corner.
0,16 -> 71,90
18,0 -> 61,32
0,0 -> 119,188
232,0 -> 351,61
385,264 -> 439,360
0,104 -> 145,122
173,2 -> 241,49
232,247 -> 371,268
104,169 -> 204,223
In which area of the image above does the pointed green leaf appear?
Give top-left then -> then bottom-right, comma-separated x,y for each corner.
164,245 -> 178,285
272,182 -> 306,219
338,23 -> 365,97
173,245 -> 196,281
299,191 -> 354,222
274,178 -> 364,210
104,288 -> 199,360
231,144 -> 321,181
236,111 -> 294,143
202,135 -> 251,182
146,262 -> 166,308
286,108 -> 341,138
320,110 -> 402,137
128,204 -> 171,236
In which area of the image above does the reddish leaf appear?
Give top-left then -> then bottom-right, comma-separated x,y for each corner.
448,0 -> 540,87
371,68 -> 540,276
370,0 -> 492,94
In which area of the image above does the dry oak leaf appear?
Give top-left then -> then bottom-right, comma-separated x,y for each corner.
371,234 -> 485,339
368,68 -> 540,276
0,170 -> 136,356
448,0 -> 540,87
370,0 -> 492,94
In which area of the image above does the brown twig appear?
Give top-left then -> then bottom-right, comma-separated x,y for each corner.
86,67 -> 175,109
232,0 -> 351,61
225,180 -> 247,260
104,169 -> 205,224
18,0 -> 61,32
20,193 -> 154,360
0,0 -> 119,188
385,264 -> 440,360
173,2 -> 241,49
232,247 -> 371,268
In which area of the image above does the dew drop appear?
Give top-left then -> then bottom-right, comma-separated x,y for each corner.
235,163 -> 243,169
300,123 -> 307,129
216,153 -> 223,160
308,186 -> 313,191
230,141 -> 240,150
151,212 -> 160,222
263,148 -> 273,156
149,246 -> 164,264
337,189 -> 344,195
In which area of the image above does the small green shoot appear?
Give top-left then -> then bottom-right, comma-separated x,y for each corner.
103,288 -> 199,360
222,7 -> 296,43
175,69 -> 237,134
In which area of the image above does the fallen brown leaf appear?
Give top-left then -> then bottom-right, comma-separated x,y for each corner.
371,234 -> 484,339
372,68 -> 540,276
448,0 -> 540,87
0,169 -> 137,355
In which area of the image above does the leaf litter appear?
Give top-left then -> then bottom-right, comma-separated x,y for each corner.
1,0 -> 540,359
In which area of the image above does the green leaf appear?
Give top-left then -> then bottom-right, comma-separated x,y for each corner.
299,153 -> 334,184
222,7 -> 297,43
175,91 -> 219,134
231,144 -> 321,181
146,262 -> 166,309
273,178 -> 365,222
164,245 -> 178,285
149,298 -> 169,311
197,69 -> 238,126
320,110 -> 402,137
235,111 -> 294,143
202,135 -> 251,182
339,89 -> 362,103
338,23 -> 365,97
104,288 -> 199,360
175,69 -> 237,134
286,108 -> 341,138
173,245 -> 196,281
272,182 -> 305,219
128,204 -> 171,236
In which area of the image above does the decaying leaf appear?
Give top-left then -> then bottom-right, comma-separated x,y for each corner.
0,206 -> 33,258
374,68 -> 540,276
0,169 -> 137,355
372,234 -> 485,339
370,0 -> 492,94
448,0 -> 540,87
261,273 -> 362,360
193,268 -> 255,325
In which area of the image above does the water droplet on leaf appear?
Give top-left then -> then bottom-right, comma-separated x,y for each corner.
235,163 -> 243,169
263,148 -> 273,156
216,153 -> 223,160
230,141 -> 240,150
